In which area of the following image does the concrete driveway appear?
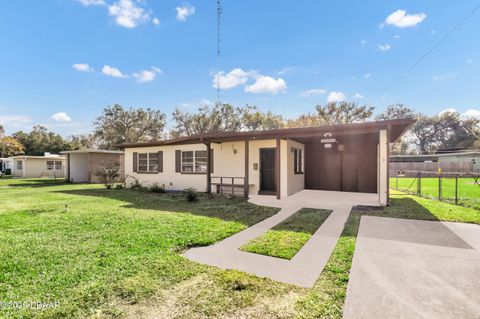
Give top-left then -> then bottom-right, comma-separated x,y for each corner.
344,216 -> 480,319
184,190 -> 379,287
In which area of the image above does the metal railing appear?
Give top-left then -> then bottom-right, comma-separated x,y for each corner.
391,170 -> 480,210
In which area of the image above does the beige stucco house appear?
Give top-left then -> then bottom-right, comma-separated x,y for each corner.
121,119 -> 414,206
11,154 -> 66,178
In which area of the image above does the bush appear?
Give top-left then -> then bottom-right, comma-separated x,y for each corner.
5,168 -> 11,175
95,161 -> 120,189
114,184 -> 124,190
149,183 -> 165,193
183,187 -> 198,202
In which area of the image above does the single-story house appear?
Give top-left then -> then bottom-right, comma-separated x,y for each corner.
0,157 -> 13,173
61,149 -> 125,183
10,154 -> 67,178
120,119 -> 414,206
391,151 -> 480,173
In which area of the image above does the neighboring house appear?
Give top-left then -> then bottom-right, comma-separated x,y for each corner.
61,149 -> 125,183
11,154 -> 66,178
120,119 -> 414,206
0,158 -> 13,173
391,151 -> 480,173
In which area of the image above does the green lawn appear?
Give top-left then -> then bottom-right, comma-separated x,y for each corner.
1,179 -> 479,319
391,176 -> 480,210
241,208 -> 332,259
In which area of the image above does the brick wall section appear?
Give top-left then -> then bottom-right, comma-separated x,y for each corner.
89,153 -> 125,183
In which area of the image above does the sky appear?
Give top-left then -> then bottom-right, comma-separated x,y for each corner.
0,0 -> 479,136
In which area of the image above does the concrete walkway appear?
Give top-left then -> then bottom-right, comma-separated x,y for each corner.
184,190 -> 379,287
344,216 -> 480,319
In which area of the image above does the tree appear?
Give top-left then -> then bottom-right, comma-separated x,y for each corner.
242,105 -> 285,131
375,104 -> 417,120
67,134 -> 96,150
375,104 -> 418,155
286,102 -> 374,128
93,104 -> 166,149
13,125 -> 71,155
314,102 -> 374,124
0,125 -> 4,139
171,103 -> 245,137
0,136 -> 24,157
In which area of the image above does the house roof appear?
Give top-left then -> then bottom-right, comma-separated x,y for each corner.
10,155 -> 66,160
119,118 -> 415,149
60,149 -> 124,155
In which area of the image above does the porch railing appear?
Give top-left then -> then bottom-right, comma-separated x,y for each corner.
211,176 -> 248,197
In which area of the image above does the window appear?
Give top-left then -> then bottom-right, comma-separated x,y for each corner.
46,161 -> 54,171
55,161 -> 63,170
293,148 -> 303,174
182,150 -> 207,173
16,160 -> 23,170
138,153 -> 159,172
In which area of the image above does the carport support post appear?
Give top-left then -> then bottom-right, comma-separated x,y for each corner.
205,141 -> 212,197
244,139 -> 249,199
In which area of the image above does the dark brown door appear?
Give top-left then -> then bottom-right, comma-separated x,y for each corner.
260,148 -> 276,193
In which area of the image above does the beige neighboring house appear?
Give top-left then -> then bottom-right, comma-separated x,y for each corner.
11,154 -> 66,178
120,119 -> 414,206
61,149 -> 124,183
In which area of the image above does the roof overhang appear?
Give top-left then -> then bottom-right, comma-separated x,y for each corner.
119,118 -> 416,149
61,149 -> 124,155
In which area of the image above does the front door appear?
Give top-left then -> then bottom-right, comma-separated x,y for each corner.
259,148 -> 276,194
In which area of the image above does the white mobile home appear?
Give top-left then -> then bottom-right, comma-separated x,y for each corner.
11,155 -> 66,178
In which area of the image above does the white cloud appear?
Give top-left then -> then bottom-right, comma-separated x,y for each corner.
384,10 -> 426,28
299,89 -> 327,97
51,112 -> 72,123
393,35 -> 400,39
108,0 -> 149,28
327,92 -> 346,103
102,65 -> 126,78
213,68 -> 252,90
0,115 -> 33,128
176,5 -> 195,21
353,93 -> 364,99
462,109 -> 480,119
72,63 -> 93,72
277,67 -> 294,75
361,40 -> 367,47
245,76 -> 287,94
377,44 -> 391,51
364,73 -> 371,78
133,67 -> 162,83
152,17 -> 160,25
76,0 -> 105,6
433,74 -> 454,81
466,59 -> 473,64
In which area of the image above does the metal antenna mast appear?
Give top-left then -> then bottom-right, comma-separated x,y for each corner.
216,0 -> 222,103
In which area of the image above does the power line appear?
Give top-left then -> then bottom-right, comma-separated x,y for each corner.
384,2 -> 480,95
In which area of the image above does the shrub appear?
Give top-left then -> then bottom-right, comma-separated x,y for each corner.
149,183 -> 165,193
95,161 -> 120,189
114,184 -> 124,190
183,187 -> 198,202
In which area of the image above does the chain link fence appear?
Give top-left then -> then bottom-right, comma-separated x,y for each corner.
390,170 -> 480,210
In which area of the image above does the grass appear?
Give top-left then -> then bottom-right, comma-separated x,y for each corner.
1,179 -> 479,318
241,208 -> 332,259
391,176 -> 480,210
